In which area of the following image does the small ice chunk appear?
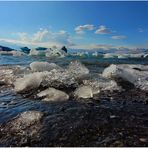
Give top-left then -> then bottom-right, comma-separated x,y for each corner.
74,86 -> 94,99
67,61 -> 89,78
37,87 -> 69,101
19,111 -> 43,124
83,76 -> 121,92
30,61 -> 62,72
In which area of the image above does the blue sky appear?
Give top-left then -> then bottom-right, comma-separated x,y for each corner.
0,1 -> 148,50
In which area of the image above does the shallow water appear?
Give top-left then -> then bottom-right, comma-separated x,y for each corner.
0,54 -> 148,146
0,55 -> 148,123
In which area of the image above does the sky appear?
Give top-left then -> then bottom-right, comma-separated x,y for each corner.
0,1 -> 148,51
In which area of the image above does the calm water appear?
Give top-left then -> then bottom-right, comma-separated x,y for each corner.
0,54 -> 148,123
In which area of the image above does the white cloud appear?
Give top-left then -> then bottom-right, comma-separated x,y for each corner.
32,29 -> 49,42
0,29 -> 74,48
111,35 -> 127,39
17,32 -> 29,41
95,25 -> 112,34
70,43 -> 115,50
75,24 -> 95,34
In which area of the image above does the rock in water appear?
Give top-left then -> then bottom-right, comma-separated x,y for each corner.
14,72 -> 43,92
67,61 -> 89,78
74,86 -> 93,99
102,64 -> 148,91
37,87 -> 69,101
30,61 -> 62,72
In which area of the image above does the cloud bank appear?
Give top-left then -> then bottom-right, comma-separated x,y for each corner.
95,25 -> 112,34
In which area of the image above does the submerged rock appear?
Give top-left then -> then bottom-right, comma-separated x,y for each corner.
30,61 -> 62,72
37,87 -> 69,101
67,61 -> 89,78
102,64 -> 148,91
74,86 -> 94,99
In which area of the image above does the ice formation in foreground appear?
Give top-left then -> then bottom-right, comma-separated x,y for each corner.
102,64 -> 148,91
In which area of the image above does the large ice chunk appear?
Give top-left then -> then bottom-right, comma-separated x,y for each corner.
14,72 -> 43,92
37,87 -> 69,101
30,61 -> 62,72
41,69 -> 78,88
83,76 -> 121,92
102,64 -> 148,91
